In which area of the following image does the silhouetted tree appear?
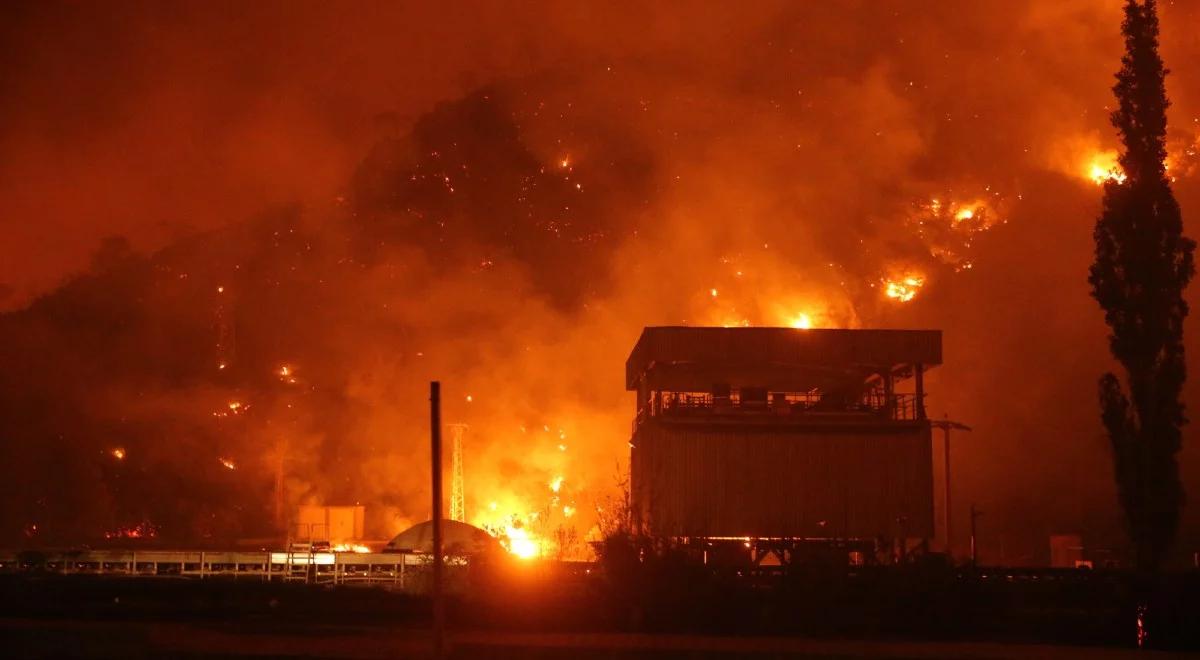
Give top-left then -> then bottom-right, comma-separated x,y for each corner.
1089,0 -> 1195,571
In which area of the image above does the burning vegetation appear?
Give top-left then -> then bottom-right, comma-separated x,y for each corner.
1,1 -> 1199,566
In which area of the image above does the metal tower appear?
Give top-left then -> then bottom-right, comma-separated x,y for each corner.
447,423 -> 467,522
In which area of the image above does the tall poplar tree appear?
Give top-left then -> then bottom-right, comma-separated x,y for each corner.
1089,0 -> 1195,571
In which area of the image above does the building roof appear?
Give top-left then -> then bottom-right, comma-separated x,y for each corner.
384,519 -> 501,555
626,326 -> 942,391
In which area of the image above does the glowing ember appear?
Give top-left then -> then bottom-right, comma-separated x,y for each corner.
563,505 -> 576,518
709,288 -> 718,297
883,274 -> 925,302
104,520 -> 157,539
954,207 -> 975,222
1088,150 -> 1127,185
218,457 -> 236,470
277,365 -> 297,383
213,400 -> 247,418
111,447 -> 126,460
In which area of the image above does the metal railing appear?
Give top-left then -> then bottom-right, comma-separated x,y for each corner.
637,391 -> 921,427
0,549 -> 432,591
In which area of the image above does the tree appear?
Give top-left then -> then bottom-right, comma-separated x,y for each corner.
1089,0 -> 1195,571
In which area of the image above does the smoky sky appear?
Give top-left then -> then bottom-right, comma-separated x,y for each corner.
2,0 -> 1200,563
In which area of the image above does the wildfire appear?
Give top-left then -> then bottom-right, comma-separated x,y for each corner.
883,274 -> 925,302
111,447 -> 126,460
1087,150 -> 1127,185
905,193 -> 1003,272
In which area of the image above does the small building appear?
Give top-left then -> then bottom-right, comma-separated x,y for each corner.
626,327 -> 940,556
294,505 -> 365,547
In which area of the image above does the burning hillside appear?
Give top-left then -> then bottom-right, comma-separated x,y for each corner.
2,1 -> 1200,564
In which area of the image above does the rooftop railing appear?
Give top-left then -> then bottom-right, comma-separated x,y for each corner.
635,390 -> 920,430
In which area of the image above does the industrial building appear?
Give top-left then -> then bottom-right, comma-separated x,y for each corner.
626,326 -> 941,564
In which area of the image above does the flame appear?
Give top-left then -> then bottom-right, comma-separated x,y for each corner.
1087,150 -> 1127,185
111,447 -> 126,460
218,457 -> 236,470
278,364 -> 297,384
549,475 -> 564,493
883,274 -> 925,302
789,313 -> 813,330
504,524 -> 539,559
331,543 -> 371,553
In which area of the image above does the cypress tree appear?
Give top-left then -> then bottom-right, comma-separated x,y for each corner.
1089,0 -> 1195,571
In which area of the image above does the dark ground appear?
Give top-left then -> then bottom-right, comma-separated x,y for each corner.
2,568 -> 1198,658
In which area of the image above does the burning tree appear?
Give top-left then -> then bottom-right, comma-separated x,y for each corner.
1089,0 -> 1195,571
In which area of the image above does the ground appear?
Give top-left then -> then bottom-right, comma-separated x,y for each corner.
2,619 -> 1181,659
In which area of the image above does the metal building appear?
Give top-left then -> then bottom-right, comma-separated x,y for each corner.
626,327 -> 941,549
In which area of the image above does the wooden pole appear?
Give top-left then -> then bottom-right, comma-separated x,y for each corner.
970,503 -> 981,568
430,381 -> 445,658
942,424 -> 952,559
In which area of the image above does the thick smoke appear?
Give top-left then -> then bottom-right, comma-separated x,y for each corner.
2,1 -> 1200,563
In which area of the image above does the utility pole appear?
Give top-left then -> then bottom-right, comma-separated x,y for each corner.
430,382 -> 445,659
447,424 -> 468,523
929,417 -> 971,560
969,504 -> 979,571
274,437 -> 287,532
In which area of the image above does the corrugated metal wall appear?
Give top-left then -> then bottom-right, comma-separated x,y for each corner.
631,421 -> 933,539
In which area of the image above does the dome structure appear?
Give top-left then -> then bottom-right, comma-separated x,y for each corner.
384,519 -> 501,555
